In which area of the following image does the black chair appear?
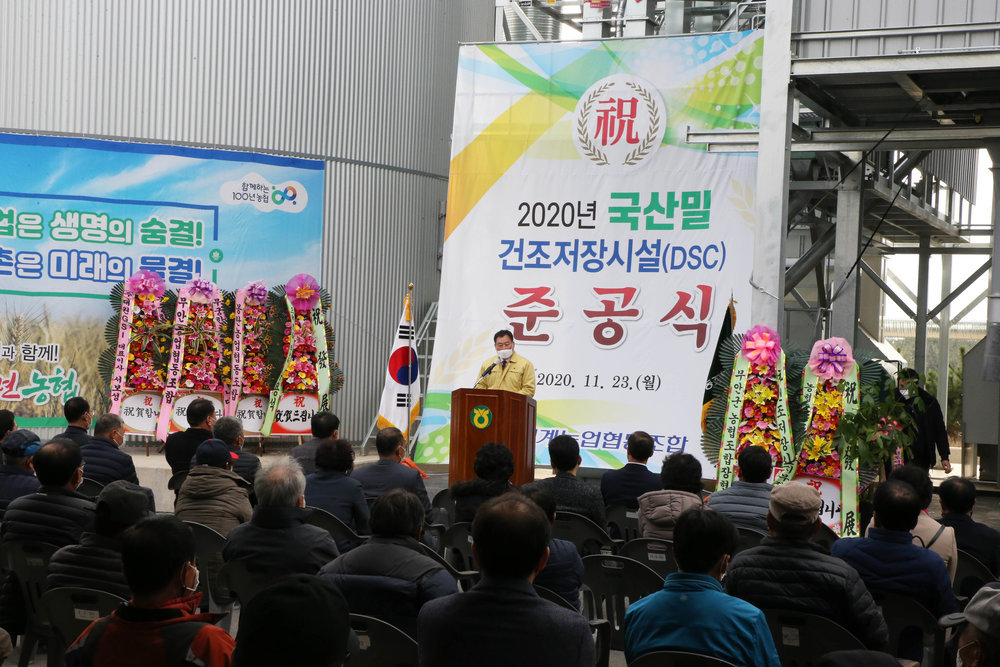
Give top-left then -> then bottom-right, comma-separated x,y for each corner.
349,613 -> 418,667
618,538 -> 676,579
606,503 -> 642,543
629,650 -> 738,666
167,470 -> 189,499
954,549 -> 995,602
182,521 -> 232,614
535,583 -> 579,611
441,522 -> 476,571
76,477 -> 105,499
873,590 -> 946,666
592,617 -> 612,667
810,523 -> 840,551
431,488 -> 455,527
303,506 -> 368,551
581,555 -> 663,651
0,541 -> 60,667
553,512 -> 619,557
37,587 -> 126,663
763,609 -> 866,667
415,541 -> 479,592
218,560 -> 282,607
734,526 -> 767,554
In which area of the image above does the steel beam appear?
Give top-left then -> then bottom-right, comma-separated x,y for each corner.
790,50 -> 1000,77
750,0 -> 793,330
927,258 -> 992,320
785,225 -> 836,294
938,254 -> 952,423
951,289 -> 987,325
915,236 -> 931,375
686,126 -> 1000,153
862,261 -> 917,320
982,144 -> 1000,381
830,153 -> 863,345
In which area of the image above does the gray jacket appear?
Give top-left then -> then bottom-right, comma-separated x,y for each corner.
705,480 -> 772,533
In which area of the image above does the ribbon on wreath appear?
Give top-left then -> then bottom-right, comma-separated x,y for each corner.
155,288 -> 192,442
109,288 -> 137,415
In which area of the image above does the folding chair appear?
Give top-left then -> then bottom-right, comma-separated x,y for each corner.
182,521 -> 232,616
954,549 -> 996,603
873,590 -> 946,666
534,583 -> 579,611
76,478 -> 105,499
416,539 -> 479,591
303,506 -> 368,552
0,541 -> 60,667
431,488 -> 455,527
348,613 -> 418,667
37,587 -> 126,664
629,650 -> 738,666
606,503 -> 641,542
553,512 -> 619,557
763,609 -> 866,667
618,538 -> 676,579
581,555 -> 663,651
441,522 -> 476,571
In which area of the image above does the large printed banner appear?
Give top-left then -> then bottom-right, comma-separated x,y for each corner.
416,33 -> 763,472
0,134 -> 324,426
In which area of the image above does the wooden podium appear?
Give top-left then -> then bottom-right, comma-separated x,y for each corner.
449,388 -> 537,487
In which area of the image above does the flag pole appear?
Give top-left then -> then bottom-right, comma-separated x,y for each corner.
406,282 -> 415,445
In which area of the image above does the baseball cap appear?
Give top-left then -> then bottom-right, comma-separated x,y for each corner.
0,429 -> 41,458
770,481 -> 822,523
96,480 -> 153,531
194,439 -> 232,468
962,582 -> 1000,639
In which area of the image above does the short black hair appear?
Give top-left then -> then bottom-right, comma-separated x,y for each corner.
939,477 -> 976,514
185,398 -> 215,428
889,464 -> 933,509
0,410 -> 14,440
63,396 -> 90,423
673,508 -> 736,574
473,442 -> 514,482
472,493 -> 550,578
626,431 -> 655,462
315,439 -> 354,473
520,486 -> 556,523
548,435 -> 579,472
122,515 -> 195,597
370,489 -> 424,538
898,368 -> 919,382
93,413 -> 124,438
375,427 -> 405,456
660,452 -> 703,495
737,446 -> 772,484
310,411 -> 340,439
493,329 -> 514,343
33,438 -> 82,486
873,479 -> 921,531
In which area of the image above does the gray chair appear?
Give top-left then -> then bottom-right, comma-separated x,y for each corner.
218,560 -> 281,607
76,477 -> 105,499
629,650 -> 737,666
182,521 -> 232,615
534,583 -> 578,611
0,541 -> 60,667
37,586 -> 126,663
441,522 -> 477,571
606,503 -> 641,542
581,555 -> 663,651
763,609 -> 866,667
953,549 -> 996,603
734,526 -> 767,554
303,505 -> 368,551
618,537 -> 676,579
348,613 -> 418,667
415,540 -> 479,591
431,488 -> 455,526
167,470 -> 189,499
553,512 -> 619,557
873,590 -> 946,666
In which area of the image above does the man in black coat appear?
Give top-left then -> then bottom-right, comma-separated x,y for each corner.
351,427 -> 432,521
897,368 -> 952,473
290,411 -> 340,476
163,398 -> 216,474
523,435 -> 606,528
938,476 -> 1000,574
0,429 -> 41,510
56,396 -> 92,446
211,416 -> 261,485
725,482 -> 889,650
81,414 -> 140,487
600,430 -> 661,507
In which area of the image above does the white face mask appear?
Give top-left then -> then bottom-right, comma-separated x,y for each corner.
498,348 -> 514,361
183,562 -> 200,595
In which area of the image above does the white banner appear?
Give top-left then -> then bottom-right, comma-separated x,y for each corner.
417,33 -> 763,471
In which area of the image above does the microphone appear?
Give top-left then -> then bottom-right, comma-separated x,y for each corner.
474,360 -> 498,388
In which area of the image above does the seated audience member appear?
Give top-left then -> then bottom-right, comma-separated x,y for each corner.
233,574 -> 355,667
938,476 -> 1000,574
450,442 -> 515,523
705,445 -> 773,532
725,482 -> 888,650
888,464 -> 957,581
290,411 -> 340,476
0,429 -> 40,510
0,410 -> 15,442
523,434 -> 606,528
600,430 -> 661,507
163,398 -> 216,475
304,438 -> 370,541
81,414 -> 140,487
320,489 -> 456,634
212,416 -> 261,485
65,515 -> 235,666
48,480 -> 152,599
521,486 -> 584,610
949,582 -> 1000,667
624,508 -> 780,666
352,427 -> 432,521
418,493 -> 594,667
223,457 -> 338,575
175,439 -> 252,602
831,479 -> 956,617
637,452 -> 705,540
56,396 -> 92,446
2,438 -> 95,545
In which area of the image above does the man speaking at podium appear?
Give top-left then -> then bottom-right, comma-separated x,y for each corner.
476,329 -> 536,397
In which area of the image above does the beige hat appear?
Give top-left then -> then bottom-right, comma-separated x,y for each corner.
770,482 -> 821,523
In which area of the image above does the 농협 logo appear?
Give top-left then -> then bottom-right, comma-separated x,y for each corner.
573,74 -> 666,168
219,172 -> 309,213
471,405 -> 493,430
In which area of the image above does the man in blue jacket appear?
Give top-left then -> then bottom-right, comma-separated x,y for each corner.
0,429 -> 41,510
81,414 -> 140,487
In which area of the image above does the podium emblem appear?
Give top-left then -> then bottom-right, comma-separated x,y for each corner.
471,405 -> 493,429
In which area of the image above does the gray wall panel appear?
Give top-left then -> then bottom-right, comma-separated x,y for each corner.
0,0 -> 492,440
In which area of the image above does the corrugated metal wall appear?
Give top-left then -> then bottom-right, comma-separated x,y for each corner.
922,149 -> 979,205
0,0 -> 494,440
